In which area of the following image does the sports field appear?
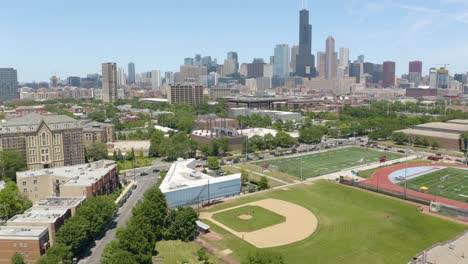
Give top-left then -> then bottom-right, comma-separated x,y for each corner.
200,181 -> 465,264
212,205 -> 285,232
399,168 -> 468,203
258,147 -> 402,178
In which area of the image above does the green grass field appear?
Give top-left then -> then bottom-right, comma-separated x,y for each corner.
257,147 -> 403,178
154,240 -> 222,264
212,205 -> 286,232
399,168 -> 468,202
201,181 -> 465,264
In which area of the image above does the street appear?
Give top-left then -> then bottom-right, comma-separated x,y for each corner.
81,168 -> 161,264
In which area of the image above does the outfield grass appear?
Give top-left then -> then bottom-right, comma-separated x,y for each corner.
222,165 -> 285,188
235,163 -> 297,183
154,240 -> 222,264
212,205 -> 286,232
399,168 -> 468,203
257,147 -> 403,179
202,181 -> 465,264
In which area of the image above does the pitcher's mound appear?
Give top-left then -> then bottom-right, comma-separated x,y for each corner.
238,214 -> 253,220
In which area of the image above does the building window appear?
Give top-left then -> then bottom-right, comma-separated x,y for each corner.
33,179 -> 37,184
13,243 -> 17,247
40,132 -> 49,146
23,181 -> 26,186
23,188 -> 27,193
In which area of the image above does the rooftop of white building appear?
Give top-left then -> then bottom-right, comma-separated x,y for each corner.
238,128 -> 299,139
16,160 -> 116,187
8,207 -> 69,224
0,226 -> 48,240
160,158 -> 240,193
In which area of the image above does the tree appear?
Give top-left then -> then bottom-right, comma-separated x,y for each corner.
272,120 -> 283,131
258,176 -> 269,190
11,253 -> 25,264
162,207 -> 198,241
431,140 -> 439,149
422,137 -> 430,147
207,157 -> 219,170
112,150 -> 118,161
242,250 -> 285,264
284,120 -> 294,132
197,248 -> 210,263
37,243 -> 73,264
55,216 -> 91,256
274,131 -> 296,148
263,133 -> 276,150
117,149 -> 124,161
126,148 -> 135,161
101,241 -> 138,264
241,169 -> 249,184
391,132 -> 408,145
85,143 -> 109,162
0,151 -> 26,181
299,126 -> 323,144
413,136 -> 423,146
139,150 -> 144,159
0,180 -> 32,220
149,129 -> 165,157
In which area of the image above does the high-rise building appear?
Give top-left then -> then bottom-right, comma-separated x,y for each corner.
429,68 -> 437,88
102,63 -> 118,103
179,65 -> 208,83
247,59 -> 265,78
0,68 -> 18,103
349,62 -> 361,84
373,64 -> 383,85
194,54 -> 202,67
437,68 -> 449,89
316,52 -> 326,78
273,44 -> 290,78
184,58 -> 194,66
339,48 -> 349,68
409,61 -> 422,77
222,59 -> 237,76
227,51 -> 239,73
382,61 -> 396,88
290,45 -> 299,74
295,8 -> 316,78
167,84 -> 203,105
454,74 -> 466,84
151,70 -> 162,90
127,62 -> 135,85
117,67 -> 126,87
67,77 -> 81,87
357,55 -> 365,63
325,36 -> 337,80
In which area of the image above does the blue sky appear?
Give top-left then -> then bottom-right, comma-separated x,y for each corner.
1,0 -> 467,82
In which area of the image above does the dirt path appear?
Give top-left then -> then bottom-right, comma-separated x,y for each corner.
200,198 -> 317,248
196,238 -> 239,264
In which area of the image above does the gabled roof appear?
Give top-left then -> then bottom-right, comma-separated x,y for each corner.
0,113 -> 80,134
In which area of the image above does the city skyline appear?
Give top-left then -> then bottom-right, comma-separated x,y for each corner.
1,0 -> 468,81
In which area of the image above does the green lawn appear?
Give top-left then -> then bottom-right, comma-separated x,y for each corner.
154,240 -> 222,264
202,181 -> 466,264
257,147 -> 402,178
117,157 -> 155,170
399,168 -> 468,203
212,205 -> 286,232
222,165 -> 285,188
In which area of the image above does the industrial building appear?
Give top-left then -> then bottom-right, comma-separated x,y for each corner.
160,159 -> 241,208
16,160 -> 119,204
397,120 -> 468,151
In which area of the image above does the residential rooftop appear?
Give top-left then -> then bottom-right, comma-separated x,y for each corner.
8,207 -> 69,224
16,160 -> 116,187
0,226 -> 48,240
37,196 -> 86,208
160,159 -> 240,193
238,128 -> 299,138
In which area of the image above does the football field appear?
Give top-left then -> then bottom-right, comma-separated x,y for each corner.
258,147 -> 402,178
399,168 -> 468,203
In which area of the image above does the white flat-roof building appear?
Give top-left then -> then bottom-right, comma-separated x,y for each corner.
239,128 -> 299,139
229,108 -> 302,122
0,226 -> 50,263
160,159 -> 241,208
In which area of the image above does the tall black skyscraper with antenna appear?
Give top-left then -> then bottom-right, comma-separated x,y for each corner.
295,7 -> 316,78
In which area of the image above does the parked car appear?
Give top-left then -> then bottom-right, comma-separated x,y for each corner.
153,168 -> 160,173
140,172 -> 148,176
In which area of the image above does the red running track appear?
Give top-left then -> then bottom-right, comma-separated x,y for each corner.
361,163 -> 468,209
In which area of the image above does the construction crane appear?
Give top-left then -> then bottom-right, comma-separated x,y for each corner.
437,64 -> 450,69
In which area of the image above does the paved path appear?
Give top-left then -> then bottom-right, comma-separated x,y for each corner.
81,174 -> 158,264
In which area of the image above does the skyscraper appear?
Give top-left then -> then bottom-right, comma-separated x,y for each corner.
325,36 -> 337,80
316,52 -> 326,78
290,45 -> 299,74
184,58 -> 194,66
409,61 -> 422,76
117,67 -> 126,87
357,55 -> 365,63
339,48 -> 349,68
0,68 -> 18,103
437,68 -> 449,89
382,61 -> 396,88
227,51 -> 239,73
429,68 -> 437,88
295,8 -> 316,78
102,63 -> 118,103
128,62 -> 135,85
151,70 -> 162,90
273,44 -> 290,78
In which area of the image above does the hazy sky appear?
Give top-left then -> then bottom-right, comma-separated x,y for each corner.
1,0 -> 467,82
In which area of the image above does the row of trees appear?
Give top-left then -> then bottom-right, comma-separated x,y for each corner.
391,132 -> 440,149
37,196 -> 117,263
101,187 -> 197,264
0,179 -> 32,221
247,132 -> 297,152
